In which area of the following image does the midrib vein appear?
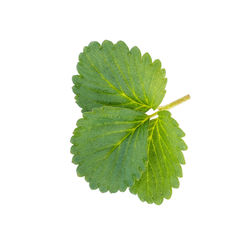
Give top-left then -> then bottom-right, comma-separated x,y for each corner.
106,116 -> 149,157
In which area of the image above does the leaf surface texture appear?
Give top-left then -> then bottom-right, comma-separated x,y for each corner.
130,111 -> 187,204
71,106 -> 149,193
73,41 -> 167,112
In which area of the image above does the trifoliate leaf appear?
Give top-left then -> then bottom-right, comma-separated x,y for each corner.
71,106 -> 149,193
72,40 -> 167,112
130,111 -> 187,205
71,40 -> 189,205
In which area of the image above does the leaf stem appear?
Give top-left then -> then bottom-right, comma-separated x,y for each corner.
149,94 -> 190,118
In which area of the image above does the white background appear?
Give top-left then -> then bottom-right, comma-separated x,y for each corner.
1,0 -> 250,249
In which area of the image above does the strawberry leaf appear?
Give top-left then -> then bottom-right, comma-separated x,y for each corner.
71,40 -> 189,204
130,111 -> 187,204
73,40 -> 167,112
71,106 -> 149,193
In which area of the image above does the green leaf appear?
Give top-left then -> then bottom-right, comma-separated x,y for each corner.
130,111 -> 187,205
71,106 -> 149,193
71,40 -> 189,204
72,40 -> 167,112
